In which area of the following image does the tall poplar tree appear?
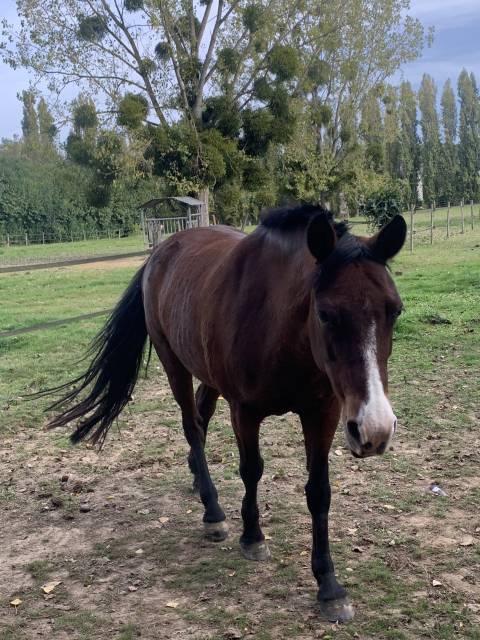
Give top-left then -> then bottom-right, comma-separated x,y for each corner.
418,74 -> 441,206
20,90 -> 39,151
457,70 -> 480,201
398,81 -> 420,206
37,97 -> 58,152
383,86 -> 401,179
439,79 -> 458,204
360,89 -> 384,172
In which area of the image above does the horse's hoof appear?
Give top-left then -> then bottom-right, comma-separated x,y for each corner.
204,520 -> 229,542
317,597 -> 355,623
240,540 -> 271,561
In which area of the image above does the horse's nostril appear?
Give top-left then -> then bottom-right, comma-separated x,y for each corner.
363,441 -> 373,450
377,441 -> 387,454
347,420 -> 360,442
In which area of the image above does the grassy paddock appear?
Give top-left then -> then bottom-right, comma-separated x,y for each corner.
348,203 -> 480,244
0,228 -> 479,639
0,233 -> 145,266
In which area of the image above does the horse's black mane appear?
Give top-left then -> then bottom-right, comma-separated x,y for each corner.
260,203 -> 348,239
260,202 -> 385,289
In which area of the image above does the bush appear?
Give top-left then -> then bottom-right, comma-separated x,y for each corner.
360,182 -> 403,230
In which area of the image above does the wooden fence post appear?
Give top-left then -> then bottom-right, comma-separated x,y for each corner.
430,204 -> 434,244
410,205 -> 414,253
461,200 -> 465,233
25,233 -> 28,246
471,200 -> 474,230
447,202 -> 450,238
6,234 -> 9,246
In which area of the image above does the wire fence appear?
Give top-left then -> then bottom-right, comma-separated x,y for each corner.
407,200 -> 479,251
0,227 -> 131,247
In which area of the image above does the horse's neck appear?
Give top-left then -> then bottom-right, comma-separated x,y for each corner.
238,231 -> 314,335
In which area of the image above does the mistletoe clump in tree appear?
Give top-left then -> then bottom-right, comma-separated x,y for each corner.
4,0 -> 308,222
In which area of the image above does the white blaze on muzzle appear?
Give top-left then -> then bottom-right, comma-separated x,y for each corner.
361,322 -> 396,448
344,322 -> 396,456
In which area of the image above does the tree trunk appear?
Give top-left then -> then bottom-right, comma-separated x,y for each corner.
198,187 -> 210,226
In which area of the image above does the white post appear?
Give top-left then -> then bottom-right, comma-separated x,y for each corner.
410,205 -> 414,253
198,188 -> 210,226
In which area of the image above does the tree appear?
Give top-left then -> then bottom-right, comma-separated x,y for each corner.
398,81 -> 420,206
37,97 -> 58,151
383,86 -> 401,179
457,70 -> 480,201
418,74 -> 441,206
291,0 -> 427,204
3,0 -> 306,219
439,79 -> 458,204
3,0 -> 428,221
360,89 -> 384,172
20,90 -> 39,151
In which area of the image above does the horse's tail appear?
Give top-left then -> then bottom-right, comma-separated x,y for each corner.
46,264 -> 149,445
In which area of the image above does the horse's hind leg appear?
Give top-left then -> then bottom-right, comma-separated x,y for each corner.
154,339 -> 227,541
188,384 -> 219,493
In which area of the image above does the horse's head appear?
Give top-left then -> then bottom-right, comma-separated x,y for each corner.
307,213 -> 407,458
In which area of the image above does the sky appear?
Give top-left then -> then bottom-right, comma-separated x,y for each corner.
0,0 -> 480,140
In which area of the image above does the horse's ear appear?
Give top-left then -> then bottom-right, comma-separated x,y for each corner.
370,215 -> 407,262
307,214 -> 336,262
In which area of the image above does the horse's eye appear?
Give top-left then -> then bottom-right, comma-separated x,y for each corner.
318,311 -> 331,324
387,306 -> 403,321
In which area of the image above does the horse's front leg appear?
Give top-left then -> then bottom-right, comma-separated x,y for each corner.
230,403 -> 270,561
300,408 -> 355,623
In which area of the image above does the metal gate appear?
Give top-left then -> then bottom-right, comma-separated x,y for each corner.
139,196 -> 206,248
144,212 -> 202,247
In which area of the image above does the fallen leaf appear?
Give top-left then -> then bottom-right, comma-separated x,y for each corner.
128,585 -> 138,592
264,534 -> 272,540
10,598 -> 22,607
347,528 -> 358,536
300,550 -> 308,556
459,535 -> 474,547
227,571 -> 236,577
383,504 -> 395,511
159,516 -> 170,524
166,600 -> 179,608
432,579 -> 442,587
135,549 -> 144,555
41,581 -> 62,594
334,449 -> 343,456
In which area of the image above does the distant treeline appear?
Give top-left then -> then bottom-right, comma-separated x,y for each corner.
1,68 -> 479,235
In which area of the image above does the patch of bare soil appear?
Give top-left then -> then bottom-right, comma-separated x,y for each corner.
1,369 -> 479,639
68,256 -> 145,271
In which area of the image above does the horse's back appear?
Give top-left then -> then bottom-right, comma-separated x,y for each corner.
142,225 -> 245,382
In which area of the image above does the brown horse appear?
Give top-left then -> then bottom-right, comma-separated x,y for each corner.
47,205 -> 407,622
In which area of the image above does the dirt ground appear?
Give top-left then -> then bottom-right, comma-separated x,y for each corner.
1,360 -> 479,640
68,256 -> 146,271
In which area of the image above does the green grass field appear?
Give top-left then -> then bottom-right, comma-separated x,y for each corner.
0,233 -> 145,266
0,226 -> 479,640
